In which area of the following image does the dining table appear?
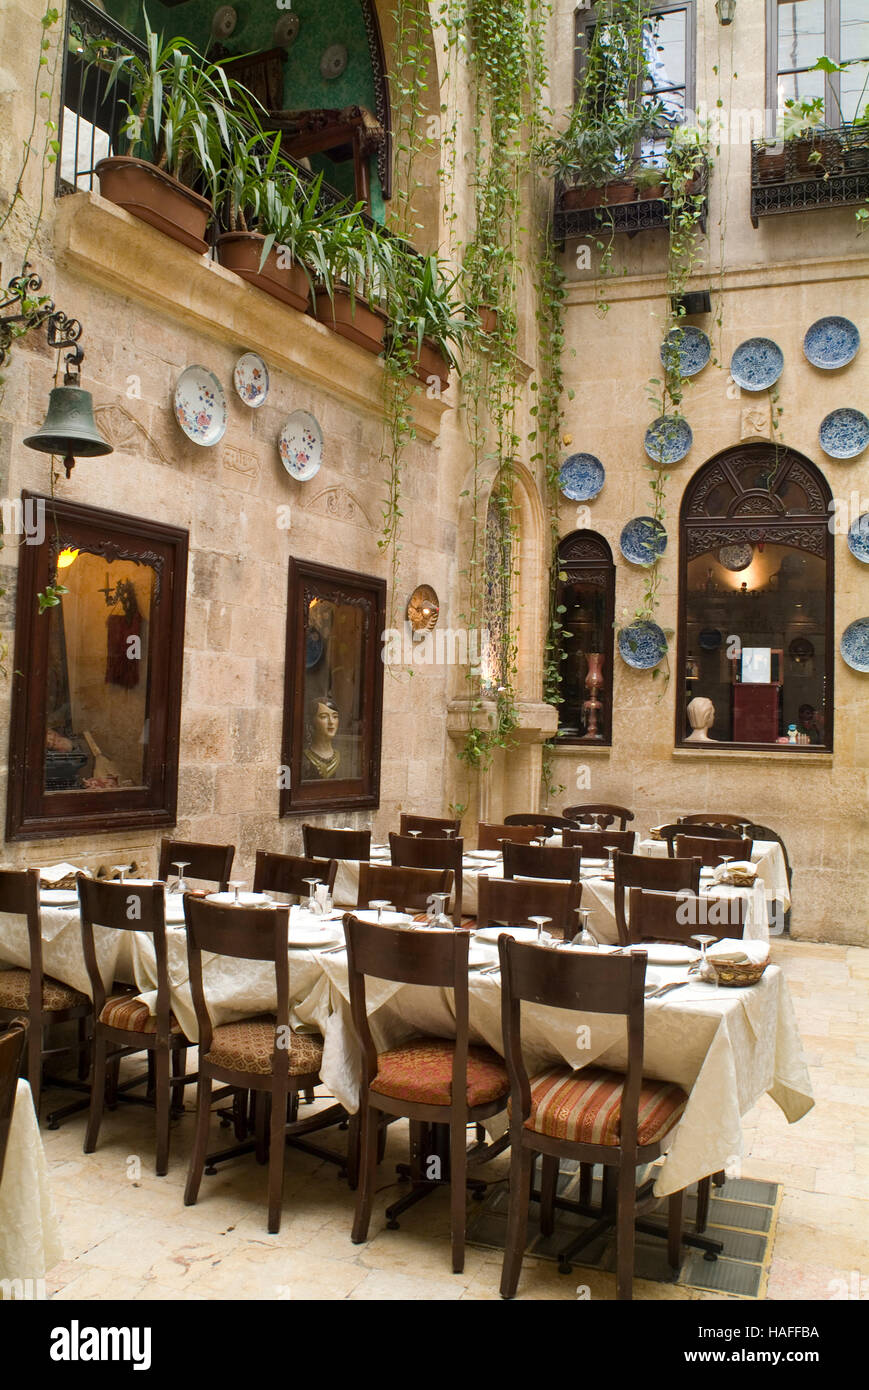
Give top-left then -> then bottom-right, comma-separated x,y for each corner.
0,1080 -> 63,1293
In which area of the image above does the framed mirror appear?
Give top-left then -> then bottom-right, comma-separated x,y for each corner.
280,559 -> 386,816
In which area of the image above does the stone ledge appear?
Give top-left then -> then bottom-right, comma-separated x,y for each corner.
672,747 -> 834,765
54,192 -> 452,443
446,698 -> 558,743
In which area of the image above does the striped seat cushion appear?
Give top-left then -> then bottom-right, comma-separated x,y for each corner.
371,1037 -> 509,1107
99,992 -> 184,1035
204,1016 -> 324,1076
515,1065 -> 688,1147
0,968 -> 88,1012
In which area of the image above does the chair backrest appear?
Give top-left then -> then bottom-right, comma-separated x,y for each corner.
562,803 -> 635,830
503,813 -> 580,833
78,875 -> 171,1031
658,822 -> 743,856
612,852 -> 701,946
627,887 -> 747,944
184,897 -> 290,1065
502,842 -> 582,883
0,1020 -> 28,1186
477,877 -> 583,938
674,834 -> 753,868
157,838 -> 235,891
0,869 -> 42,1012
344,913 -> 471,1104
252,851 -> 338,900
478,822 -> 546,850
679,813 -> 751,831
357,863 -> 454,915
302,824 -> 371,862
388,833 -> 463,925
497,937 -> 647,1158
561,828 -> 636,856
744,824 -> 793,887
399,813 -> 461,838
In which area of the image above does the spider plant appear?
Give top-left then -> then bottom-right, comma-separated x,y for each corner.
390,253 -> 469,369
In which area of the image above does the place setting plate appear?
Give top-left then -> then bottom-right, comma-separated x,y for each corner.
174,366 -> 227,446
474,925 -> 540,944
39,889 -> 79,907
803,316 -> 860,370
205,891 -> 272,907
639,943 -> 701,966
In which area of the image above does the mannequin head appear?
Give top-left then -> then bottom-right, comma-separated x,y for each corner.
686,696 -> 716,741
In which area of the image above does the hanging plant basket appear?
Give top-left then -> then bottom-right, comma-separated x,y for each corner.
95,156 -> 212,254
313,285 -> 388,355
478,306 -> 499,333
216,232 -> 310,312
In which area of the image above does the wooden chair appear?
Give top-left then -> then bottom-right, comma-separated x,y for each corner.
674,834 -> 753,868
79,875 -> 193,1175
562,828 -> 636,857
627,888 -> 748,945
252,851 -> 338,901
477,877 -> 583,940
745,822 -> 793,932
399,813 -> 462,838
679,814 -> 751,831
497,938 -> 689,1300
0,1020 -> 28,1186
502,842 -> 582,883
613,851 -> 701,947
562,803 -> 635,830
157,838 -> 235,891
478,822 -> 546,850
183,896 -> 345,1233
0,868 -> 91,1116
345,914 -> 509,1272
504,813 -> 580,834
658,823 -> 743,856
389,833 -> 464,926
357,863 -> 454,916
302,825 -> 371,861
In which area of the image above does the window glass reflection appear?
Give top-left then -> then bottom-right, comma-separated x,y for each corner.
301,596 -> 364,782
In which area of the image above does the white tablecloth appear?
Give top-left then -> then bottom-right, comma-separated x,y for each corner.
0,1082 -> 62,1293
0,905 -> 124,998
638,839 -> 790,909
581,874 -> 769,944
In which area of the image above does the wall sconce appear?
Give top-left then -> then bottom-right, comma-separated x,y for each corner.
716,0 -> 736,24
406,584 -> 440,635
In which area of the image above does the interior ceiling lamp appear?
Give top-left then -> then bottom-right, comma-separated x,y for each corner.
716,0 -> 736,24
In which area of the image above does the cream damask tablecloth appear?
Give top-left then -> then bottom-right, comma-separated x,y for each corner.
638,838 -> 791,909
0,1082 -> 62,1293
0,905 -> 123,998
581,874 -> 769,944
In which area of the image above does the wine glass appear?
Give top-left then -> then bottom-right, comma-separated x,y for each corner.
605,846 -> 618,879
369,899 -> 390,925
574,908 -> 597,949
112,863 -> 131,885
443,828 -> 457,839
408,829 -> 422,839
529,915 -> 552,945
171,860 -> 190,894
718,853 -> 734,882
690,934 -> 719,988
228,879 -> 245,905
430,893 -> 452,928
303,878 -> 321,914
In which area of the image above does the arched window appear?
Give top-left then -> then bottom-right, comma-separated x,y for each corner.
678,442 -> 834,751
481,491 -> 512,695
554,531 -> 615,745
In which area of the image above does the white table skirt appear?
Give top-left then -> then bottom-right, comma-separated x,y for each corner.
0,1082 -> 62,1293
638,839 -> 790,910
0,907 -> 123,998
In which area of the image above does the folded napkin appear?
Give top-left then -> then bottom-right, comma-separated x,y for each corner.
648,827 -> 664,841
712,860 -> 757,887
38,862 -> 92,890
707,938 -> 769,965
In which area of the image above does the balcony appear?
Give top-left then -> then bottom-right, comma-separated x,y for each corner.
552,158 -> 709,245
750,126 -> 869,228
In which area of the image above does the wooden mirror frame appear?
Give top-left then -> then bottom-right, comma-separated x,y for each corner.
554,530 -> 616,746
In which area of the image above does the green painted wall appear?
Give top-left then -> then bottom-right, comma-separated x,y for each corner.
105,0 -> 385,218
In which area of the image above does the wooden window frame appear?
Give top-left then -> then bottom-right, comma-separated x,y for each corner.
574,1 -> 697,121
554,530 -> 616,747
766,0 -> 869,128
6,492 -> 188,841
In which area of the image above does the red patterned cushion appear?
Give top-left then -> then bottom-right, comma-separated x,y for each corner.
99,992 -> 184,1035
204,1016 -> 324,1076
0,968 -> 88,1012
516,1065 -> 688,1147
371,1037 -> 509,1107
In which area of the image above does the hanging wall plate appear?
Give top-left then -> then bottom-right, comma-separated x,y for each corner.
717,542 -> 754,572
619,517 -> 667,566
803,316 -> 860,370
320,44 -> 348,79
274,12 -> 300,47
233,352 -> 269,408
840,617 -> 869,673
644,415 -> 692,464
847,514 -> 869,563
730,337 -> 784,392
279,409 -> 323,481
660,325 -> 711,377
819,407 -> 869,459
174,366 -> 227,446
618,620 -> 668,670
558,453 -> 605,502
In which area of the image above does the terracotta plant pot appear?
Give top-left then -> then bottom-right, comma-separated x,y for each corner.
95,156 -> 211,254
795,136 -> 842,177
313,286 -> 388,355
637,182 -> 664,200
216,232 -> 310,312
756,148 -> 787,183
478,306 -> 498,333
413,339 -> 451,391
600,179 -> 638,205
561,180 -> 636,211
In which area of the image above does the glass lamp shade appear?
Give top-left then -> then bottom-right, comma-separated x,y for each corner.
715,0 -> 736,24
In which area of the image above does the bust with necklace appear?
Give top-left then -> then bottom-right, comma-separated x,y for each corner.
303,696 -> 341,780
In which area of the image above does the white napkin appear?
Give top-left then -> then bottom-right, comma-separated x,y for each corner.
38,862 -> 90,885
707,937 -> 768,965
712,860 -> 758,886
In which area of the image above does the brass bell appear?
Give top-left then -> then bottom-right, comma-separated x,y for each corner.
24,347 -> 113,478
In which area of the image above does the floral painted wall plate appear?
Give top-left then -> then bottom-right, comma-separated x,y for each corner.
660,326 -> 711,377
803,317 -> 860,370
619,516 -> 667,566
174,366 -> 227,446
840,618 -> 869,673
558,453 -> 605,501
730,338 -> 784,392
279,410 -> 323,482
233,352 -> 269,407
718,542 -> 754,572
819,408 -> 869,459
618,620 -> 668,670
644,415 -> 692,464
847,514 -> 869,563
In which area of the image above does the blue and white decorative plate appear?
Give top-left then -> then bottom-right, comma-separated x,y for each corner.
840,618 -> 869,673
174,366 -> 227,446
660,326 -> 711,377
233,352 -> 269,408
279,409 -> 323,481
718,542 -> 754,572
819,407 -> 869,459
559,453 -> 605,501
698,628 -> 722,651
644,415 -> 693,464
618,620 -> 668,670
803,317 -> 860,370
730,338 -> 784,392
847,514 -> 869,563
619,516 -> 667,566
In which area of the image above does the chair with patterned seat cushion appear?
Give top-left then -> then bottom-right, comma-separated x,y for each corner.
183,896 -> 347,1233
497,937 -> 699,1301
79,875 -> 194,1176
345,913 -> 510,1273
0,868 -> 92,1116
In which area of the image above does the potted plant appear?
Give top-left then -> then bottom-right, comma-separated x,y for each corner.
388,253 -> 468,391
634,163 -> 666,200
94,15 -> 256,253
663,122 -> 709,202
313,209 -> 395,355
781,95 -> 843,177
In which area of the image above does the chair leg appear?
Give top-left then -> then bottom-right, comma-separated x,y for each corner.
171,1046 -> 187,1114
351,1100 -> 379,1245
376,1113 -> 388,1163
154,1047 -> 170,1176
696,1175 -> 711,1232
579,1162 -> 593,1207
77,1016 -> 90,1081
233,1088 -> 249,1141
668,1188 -> 684,1268
84,1035 -> 108,1155
450,1113 -> 467,1274
254,1090 -> 268,1164
346,1112 -> 360,1191
106,1054 -> 120,1109
28,1019 -> 43,1117
540,1154 -> 559,1237
615,1164 -> 636,1301
184,1073 -> 213,1208
267,1089 -> 287,1234
500,1144 -> 533,1299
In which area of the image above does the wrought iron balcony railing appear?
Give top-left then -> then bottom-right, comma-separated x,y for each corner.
750,125 -> 869,227
552,157 -> 709,245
